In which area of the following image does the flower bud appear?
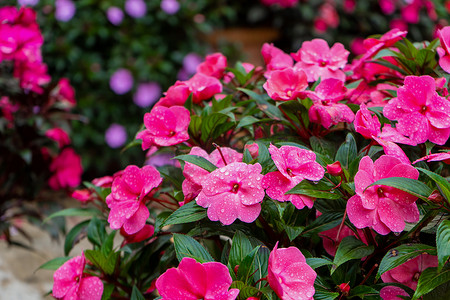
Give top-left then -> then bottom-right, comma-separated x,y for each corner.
327,161 -> 343,176
338,282 -> 350,295
428,190 -> 444,203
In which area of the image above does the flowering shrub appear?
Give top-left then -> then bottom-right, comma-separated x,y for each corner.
40,23 -> 450,300
0,5 -> 83,243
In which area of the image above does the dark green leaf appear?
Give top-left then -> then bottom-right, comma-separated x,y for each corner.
131,285 -> 145,300
282,224 -> 304,241
237,246 -> 260,284
436,220 -> 450,271
348,285 -> 378,298
239,285 -> 259,299
413,267 -> 450,300
302,212 -> 343,237
306,257 -> 334,269
314,288 -> 340,300
162,201 -> 206,227
101,284 -> 114,300
84,249 -> 119,275
253,246 -> 270,288
287,179 -> 342,200
332,236 -> 374,274
173,233 -> 214,263
335,133 -> 357,169
201,113 -> 230,142
36,256 -> 71,271
229,231 -> 253,269
174,154 -> 217,172
101,231 -> 117,256
366,177 -> 433,201
43,208 -> 101,223
64,220 -> 90,256
87,217 -> 107,247
417,168 -> 450,205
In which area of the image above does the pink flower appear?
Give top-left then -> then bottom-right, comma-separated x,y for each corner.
196,162 -> 264,225
197,53 -> 227,79
354,104 -> 382,139
185,73 -> 223,104
262,145 -> 324,209
381,253 -> 438,290
182,147 -> 242,202
13,60 -> 51,94
71,189 -> 92,203
92,176 -> 113,188
53,78 -> 76,107
437,26 -> 450,73
155,81 -> 191,107
120,224 -> 154,246
413,152 -> 450,164
156,257 -> 239,300
45,127 -> 71,148
49,148 -> 83,190
379,286 -> 409,300
263,67 -> 308,101
268,242 -> 316,300
244,142 -> 259,159
261,43 -> 293,73
106,165 -> 162,234
383,75 -> 450,145
379,0 -> 396,15
292,39 -> 349,82
347,155 -> 420,235
306,79 -> 354,128
136,106 -> 190,150
401,1 -> 420,24
52,253 -> 103,300
260,0 -> 299,8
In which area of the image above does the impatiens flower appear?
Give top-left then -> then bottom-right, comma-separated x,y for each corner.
383,75 -> 450,145
136,106 -> 190,149
306,78 -> 354,128
262,145 -> 324,209
263,67 -> 308,101
182,146 -> 242,201
53,253 -> 103,300
45,127 -> 71,148
71,189 -> 92,203
197,52 -> 227,79
437,26 -> 450,73
261,43 -> 293,73
268,242 -> 316,300
347,155 -> 420,235
106,165 -> 162,234
13,60 -> 51,94
185,73 -> 223,104
354,104 -> 382,139
292,39 -> 349,82
155,81 -> 191,107
413,152 -> 450,164
49,148 -> 83,190
381,253 -> 438,290
53,78 -> 76,107
156,257 -> 239,300
380,286 -> 410,300
109,69 -> 133,95
120,224 -> 154,246
196,162 -> 264,225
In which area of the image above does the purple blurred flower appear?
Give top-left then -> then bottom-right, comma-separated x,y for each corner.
110,69 -> 134,94
105,124 -> 127,148
183,53 -> 203,75
125,0 -> 147,19
55,0 -> 76,22
107,7 -> 124,26
17,0 -> 39,6
133,82 -> 162,108
146,152 -> 177,168
177,68 -> 190,81
161,0 -> 180,15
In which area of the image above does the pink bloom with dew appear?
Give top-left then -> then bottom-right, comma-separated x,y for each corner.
261,43 -> 293,73
196,162 -> 264,225
263,67 -> 308,101
381,253 -> 438,290
49,148 -> 82,190
292,39 -> 349,82
262,145 -> 324,209
52,253 -> 103,300
182,146 -> 242,202
379,286 -> 410,300
185,73 -> 223,104
413,152 -> 450,164
106,165 -> 162,234
136,106 -> 190,150
383,75 -> 450,145
155,81 -> 191,107
268,242 -> 316,300
437,26 -> 450,73
306,78 -> 354,128
45,127 -> 70,148
197,52 -> 227,79
120,224 -> 154,246
156,257 -> 239,300
347,155 -> 420,235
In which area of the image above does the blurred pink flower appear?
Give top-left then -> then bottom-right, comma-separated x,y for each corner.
383,75 -> 450,145
260,0 -> 299,8
136,105 -> 190,149
156,257 -> 239,300
401,1 -> 420,24
381,253 -> 438,290
49,148 -> 82,190
14,60 -> 50,94
71,189 -> 92,203
306,78 -> 354,128
437,26 -> 450,73
45,127 -> 71,148
379,0 -> 396,15
53,78 -> 76,107
347,155 -> 420,235
292,39 -> 349,82
262,145 -> 324,209
53,253 -> 103,300
268,242 -> 316,300
106,165 -> 162,234
197,53 -> 227,79
197,162 -> 264,225
263,67 -> 308,101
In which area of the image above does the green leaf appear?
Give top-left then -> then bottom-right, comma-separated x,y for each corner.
348,285 -> 379,298
366,177 -> 433,201
64,220 -> 90,256
189,115 -> 202,138
239,285 -> 259,299
131,285 -> 145,300
162,201 -> 206,227
314,288 -> 340,300
101,231 -> 117,256
282,224 -> 304,241
302,212 -> 343,237
436,220 -> 450,271
417,167 -> 450,205
335,133 -> 357,169
413,267 -> 450,300
310,136 -> 336,159
201,113 -> 230,142
306,257 -> 334,269
287,179 -> 342,200
87,217 -> 107,247
101,284 -> 114,300
43,208 -> 101,223
253,246 -> 270,288
332,236 -> 374,274
84,249 -> 119,275
229,231 -> 253,269
377,244 -> 437,279
172,233 -> 214,263
174,154 -> 217,172
37,256 -> 71,271
237,246 -> 260,284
